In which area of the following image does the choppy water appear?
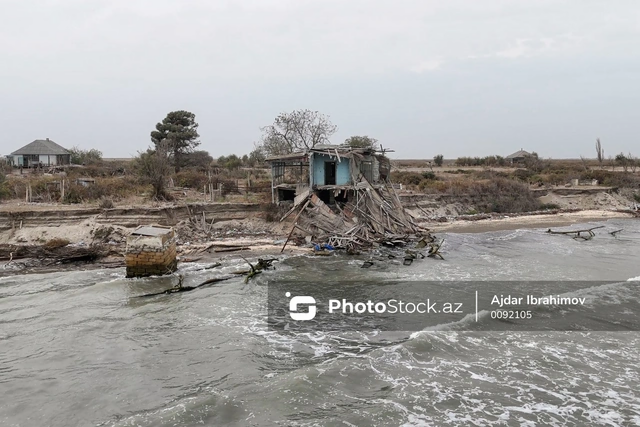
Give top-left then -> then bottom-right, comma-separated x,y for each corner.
1,219 -> 640,426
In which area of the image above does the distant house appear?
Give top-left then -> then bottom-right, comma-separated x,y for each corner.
267,144 -> 390,204
10,138 -> 71,167
505,149 -> 531,164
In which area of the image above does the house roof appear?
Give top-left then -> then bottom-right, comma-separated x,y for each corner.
266,145 -> 385,162
506,149 -> 531,159
265,152 -> 309,162
11,139 -> 70,156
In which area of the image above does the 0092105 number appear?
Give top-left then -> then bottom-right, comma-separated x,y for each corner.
490,310 -> 532,320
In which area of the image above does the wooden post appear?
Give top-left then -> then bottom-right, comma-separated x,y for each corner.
271,163 -> 275,204
281,200 -> 310,253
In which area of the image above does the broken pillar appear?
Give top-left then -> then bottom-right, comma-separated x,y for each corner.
125,225 -> 178,278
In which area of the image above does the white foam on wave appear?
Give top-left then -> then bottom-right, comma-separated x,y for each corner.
409,310 -> 491,339
627,276 -> 640,282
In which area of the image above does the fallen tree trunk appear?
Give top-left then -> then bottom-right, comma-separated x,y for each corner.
0,243 -> 108,263
546,225 -> 605,240
133,274 -> 234,298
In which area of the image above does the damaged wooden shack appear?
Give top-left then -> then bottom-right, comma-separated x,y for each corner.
268,144 -> 429,251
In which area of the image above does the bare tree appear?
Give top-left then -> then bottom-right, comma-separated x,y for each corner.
580,156 -> 589,171
595,138 -> 604,169
134,140 -> 172,200
523,152 -> 543,172
629,152 -> 638,173
258,109 -> 337,156
345,135 -> 379,150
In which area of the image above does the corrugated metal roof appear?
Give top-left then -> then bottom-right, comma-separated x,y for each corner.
11,139 -> 70,155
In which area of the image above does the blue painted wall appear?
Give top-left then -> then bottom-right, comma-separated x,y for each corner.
311,153 -> 351,186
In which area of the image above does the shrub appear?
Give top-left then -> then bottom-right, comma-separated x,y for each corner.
69,147 -> 103,165
99,197 -> 114,209
433,154 -> 444,167
539,203 -> 561,210
0,171 -> 11,200
64,177 -> 147,203
262,203 -> 281,222
391,172 -> 424,186
512,168 -> 535,182
92,226 -> 114,241
418,180 -> 448,193
134,143 -> 173,200
421,171 -> 437,180
469,178 -> 540,213
175,170 -> 209,189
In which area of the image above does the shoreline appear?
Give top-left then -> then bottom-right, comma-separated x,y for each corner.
1,207 -> 637,276
424,210 -> 635,233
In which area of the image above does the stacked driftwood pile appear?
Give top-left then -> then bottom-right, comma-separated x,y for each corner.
280,180 -> 430,251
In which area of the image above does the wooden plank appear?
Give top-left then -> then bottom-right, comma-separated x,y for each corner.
281,200 -> 311,253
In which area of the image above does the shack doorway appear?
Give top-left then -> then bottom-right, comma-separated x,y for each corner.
324,161 -> 336,185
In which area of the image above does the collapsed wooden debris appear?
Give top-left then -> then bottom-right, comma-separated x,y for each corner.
267,144 -> 437,255
281,179 -> 432,252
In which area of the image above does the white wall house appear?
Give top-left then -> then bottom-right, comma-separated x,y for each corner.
10,138 -> 71,167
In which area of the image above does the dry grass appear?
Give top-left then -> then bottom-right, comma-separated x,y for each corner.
43,238 -> 70,249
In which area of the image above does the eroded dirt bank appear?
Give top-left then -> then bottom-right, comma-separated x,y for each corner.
0,187 -> 637,273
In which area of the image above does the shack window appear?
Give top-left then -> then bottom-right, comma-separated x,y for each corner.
272,162 -> 286,184
360,161 -> 373,182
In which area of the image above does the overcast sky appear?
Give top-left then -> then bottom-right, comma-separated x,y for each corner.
1,0 -> 639,159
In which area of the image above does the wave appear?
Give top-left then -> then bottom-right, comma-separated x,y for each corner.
409,310 -> 491,338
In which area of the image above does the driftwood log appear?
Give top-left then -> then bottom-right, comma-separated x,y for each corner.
546,225 -> 605,240
133,274 -> 234,298
0,243 -> 107,264
427,239 -> 445,260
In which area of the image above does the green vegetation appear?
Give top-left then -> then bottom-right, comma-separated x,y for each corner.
345,136 -> 379,150
69,147 -> 103,165
539,203 -> 561,210
217,154 -> 243,170
433,154 -> 444,167
0,169 -> 9,201
455,155 -> 507,167
134,141 -> 173,200
150,110 -> 200,172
